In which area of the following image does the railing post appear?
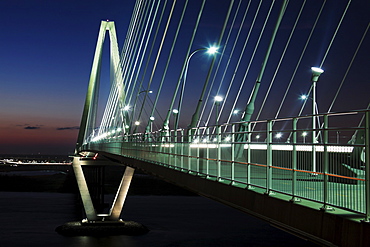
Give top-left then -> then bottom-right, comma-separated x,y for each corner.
206,127 -> 210,177
188,142 -> 191,171
173,130 -> 177,167
291,117 -> 299,202
321,114 -> 332,210
181,129 -> 184,170
217,125 -> 222,180
365,111 -> 370,221
266,120 -> 273,194
312,115 -> 317,175
167,132 -> 171,166
231,124 -> 235,182
247,122 -> 252,188
197,127 -> 200,173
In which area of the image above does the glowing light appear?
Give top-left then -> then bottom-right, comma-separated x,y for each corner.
214,95 -> 223,102
311,67 -> 324,74
300,95 -> 308,100
244,144 -> 354,153
161,144 -> 175,148
172,109 -> 179,114
135,121 -> 140,125
207,46 -> 218,54
149,116 -> 155,121
275,133 -> 282,139
123,105 -> 130,111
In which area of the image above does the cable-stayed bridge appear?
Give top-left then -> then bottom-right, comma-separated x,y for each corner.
72,1 -> 369,246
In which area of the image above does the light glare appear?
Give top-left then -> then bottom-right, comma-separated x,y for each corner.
311,67 -> 324,74
214,95 -> 223,102
300,95 -> 307,100
207,46 -> 218,54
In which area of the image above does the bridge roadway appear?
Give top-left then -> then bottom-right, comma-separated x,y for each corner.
77,144 -> 369,247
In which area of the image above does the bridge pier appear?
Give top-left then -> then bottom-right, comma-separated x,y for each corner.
56,154 -> 148,236
72,155 -> 135,222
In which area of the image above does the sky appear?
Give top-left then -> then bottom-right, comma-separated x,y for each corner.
0,0 -> 369,155
0,0 -> 135,154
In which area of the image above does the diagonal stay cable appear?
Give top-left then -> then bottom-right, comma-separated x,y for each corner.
224,0 -> 273,126
275,1 -> 326,121
199,0 -> 244,127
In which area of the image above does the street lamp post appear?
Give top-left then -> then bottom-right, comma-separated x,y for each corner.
162,46 -> 218,135
302,131 -> 308,143
130,90 -> 152,134
256,135 -> 260,142
149,116 -> 155,132
311,67 -> 324,174
187,47 -> 219,132
214,96 -> 223,126
172,109 -> 179,130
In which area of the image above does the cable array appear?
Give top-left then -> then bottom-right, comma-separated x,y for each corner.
79,0 -> 370,145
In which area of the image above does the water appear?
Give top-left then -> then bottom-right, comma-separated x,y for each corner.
0,192 -> 317,247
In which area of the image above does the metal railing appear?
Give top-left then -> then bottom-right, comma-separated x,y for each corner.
81,110 -> 369,220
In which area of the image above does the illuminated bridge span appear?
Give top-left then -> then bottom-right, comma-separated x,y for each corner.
73,1 -> 369,246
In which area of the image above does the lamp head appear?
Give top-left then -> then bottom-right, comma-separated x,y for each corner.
206,46 -> 218,55
311,67 -> 324,82
214,95 -> 223,102
300,95 -> 308,100
172,109 -> 179,114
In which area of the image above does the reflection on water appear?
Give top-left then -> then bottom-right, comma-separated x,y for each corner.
0,192 -> 317,247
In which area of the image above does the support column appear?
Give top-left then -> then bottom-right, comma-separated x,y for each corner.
109,166 -> 135,220
72,157 -> 98,221
73,155 -> 136,222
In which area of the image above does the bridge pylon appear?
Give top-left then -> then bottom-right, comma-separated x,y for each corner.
75,20 -> 126,153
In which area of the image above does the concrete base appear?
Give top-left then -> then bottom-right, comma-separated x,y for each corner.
55,220 -> 149,236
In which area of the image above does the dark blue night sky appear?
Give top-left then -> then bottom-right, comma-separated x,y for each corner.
0,0 -> 369,154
